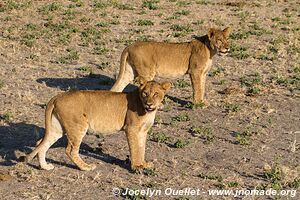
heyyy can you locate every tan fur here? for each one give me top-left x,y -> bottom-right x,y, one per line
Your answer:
111,27 -> 231,105
24,79 -> 171,171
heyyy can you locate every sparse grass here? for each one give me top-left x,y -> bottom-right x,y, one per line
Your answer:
137,19 -> 154,26
0,112 -> 13,122
232,129 -> 253,145
195,0 -> 212,5
198,172 -> 223,181
263,165 -> 283,190
288,178 -> 300,189
170,24 -> 193,37
21,34 -> 37,47
57,49 -> 79,64
98,62 -> 110,70
224,103 -> 240,113
176,1 -> 191,7
172,113 -> 190,122
184,102 -> 205,110
174,79 -> 190,88
150,132 -> 170,144
78,66 -> 91,72
142,168 -> 156,176
174,10 -> 190,16
191,126 -> 215,143
93,46 -> 108,55
142,0 -> 160,10
240,72 -> 264,96
39,2 -> 62,14
227,182 -> 239,188
0,80 -> 4,89
271,67 -> 300,92
209,67 -> 225,77
230,43 -> 250,59
174,139 -> 189,148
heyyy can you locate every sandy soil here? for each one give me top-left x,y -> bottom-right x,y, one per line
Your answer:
0,0 -> 299,199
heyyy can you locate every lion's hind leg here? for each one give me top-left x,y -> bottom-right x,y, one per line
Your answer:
64,122 -> 96,171
37,115 -> 63,170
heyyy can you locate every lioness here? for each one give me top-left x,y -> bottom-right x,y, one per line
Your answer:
111,27 -> 231,105
24,79 -> 171,171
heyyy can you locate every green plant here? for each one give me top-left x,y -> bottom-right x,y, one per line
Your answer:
288,178 -> 300,189
21,34 -> 37,47
137,19 -> 154,26
230,43 -> 250,59
224,103 -> 240,113
174,79 -> 190,88
198,172 -> 223,181
174,139 -> 189,148
172,113 -> 190,122
39,2 -> 62,14
0,80 -> 4,89
209,67 -> 225,77
143,168 -> 156,176
174,10 -> 190,16
0,112 -> 13,122
184,102 -> 205,109
176,1 -> 191,6
98,62 -> 110,70
78,66 -> 91,72
170,24 -> 193,32
93,0 -> 109,9
93,46 -> 108,55
191,127 -> 215,143
150,132 -> 170,143
195,0 -> 212,5
264,165 -> 282,190
142,0 -> 160,10
234,132 -> 250,145
227,182 -> 239,188
57,49 -> 79,64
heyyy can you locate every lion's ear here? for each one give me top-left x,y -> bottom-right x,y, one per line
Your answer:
161,81 -> 172,92
208,28 -> 216,39
136,77 -> 147,88
223,27 -> 231,38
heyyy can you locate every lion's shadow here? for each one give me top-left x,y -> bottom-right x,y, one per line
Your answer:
36,73 -> 136,92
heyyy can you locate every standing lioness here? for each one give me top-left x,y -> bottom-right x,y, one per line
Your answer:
24,79 -> 171,171
111,27 -> 231,105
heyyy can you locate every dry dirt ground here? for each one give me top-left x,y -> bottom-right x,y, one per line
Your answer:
0,0 -> 299,199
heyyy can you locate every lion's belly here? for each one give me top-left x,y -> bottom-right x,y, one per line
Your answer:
87,111 -> 126,135
88,123 -> 123,135
156,64 -> 188,78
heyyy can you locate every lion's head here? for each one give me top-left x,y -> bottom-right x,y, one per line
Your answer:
138,78 -> 172,112
208,27 -> 231,55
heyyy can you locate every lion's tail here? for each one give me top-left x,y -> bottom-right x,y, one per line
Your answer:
22,97 -> 56,163
110,48 -> 129,92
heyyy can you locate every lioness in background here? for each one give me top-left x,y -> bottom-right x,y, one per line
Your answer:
111,27 -> 231,105
24,79 -> 171,171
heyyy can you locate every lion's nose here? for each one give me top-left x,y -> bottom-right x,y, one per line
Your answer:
146,103 -> 152,107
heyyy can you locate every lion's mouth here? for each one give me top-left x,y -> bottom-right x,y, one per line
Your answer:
219,49 -> 229,56
145,105 -> 156,112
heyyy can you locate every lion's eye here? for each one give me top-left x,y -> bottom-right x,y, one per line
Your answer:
142,92 -> 148,97
153,92 -> 159,97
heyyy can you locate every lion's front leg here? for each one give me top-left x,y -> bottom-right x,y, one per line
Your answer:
190,72 -> 208,105
126,127 -> 153,171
